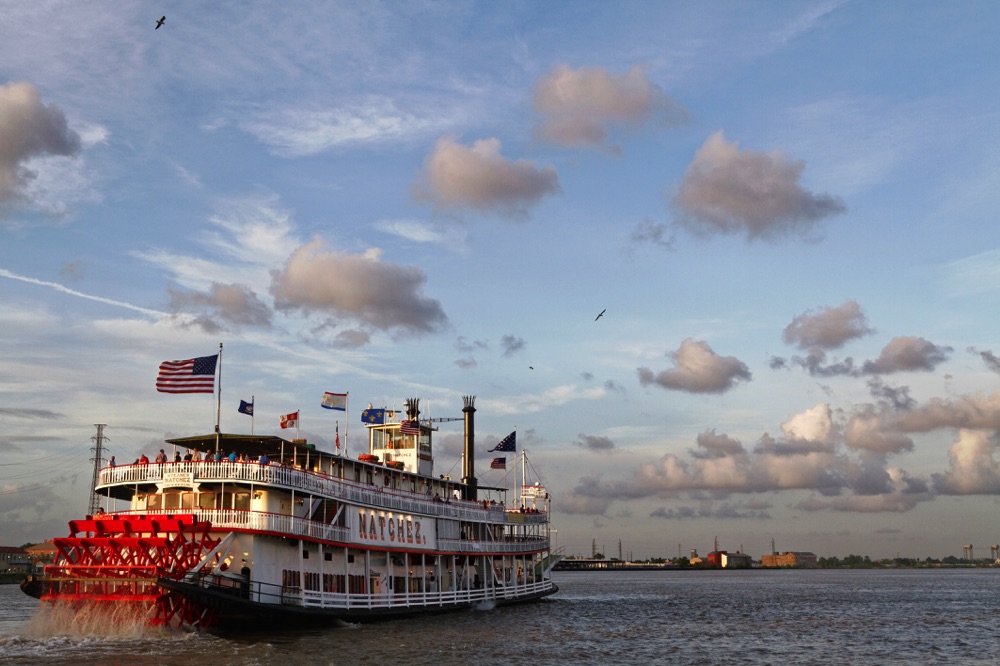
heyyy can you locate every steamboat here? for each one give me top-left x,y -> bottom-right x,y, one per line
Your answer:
21,396 -> 561,630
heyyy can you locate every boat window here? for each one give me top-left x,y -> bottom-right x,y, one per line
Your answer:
180,492 -> 195,509
197,492 -> 215,509
164,493 -> 180,510
147,494 -> 162,510
372,429 -> 390,449
233,492 -> 250,511
366,471 -> 373,485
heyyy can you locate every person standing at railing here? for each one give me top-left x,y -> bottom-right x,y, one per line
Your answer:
240,559 -> 251,599
108,455 -> 116,468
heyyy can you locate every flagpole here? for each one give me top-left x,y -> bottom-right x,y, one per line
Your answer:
215,342 -> 223,454
251,395 -> 255,436
345,394 -> 349,457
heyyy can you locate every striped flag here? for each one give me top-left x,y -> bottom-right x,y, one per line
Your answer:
156,355 -> 218,394
400,420 -> 420,435
490,457 -> 506,470
321,392 -> 348,410
489,431 -> 516,452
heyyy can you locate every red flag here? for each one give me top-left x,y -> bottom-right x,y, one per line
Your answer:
280,411 -> 299,429
335,423 -> 341,451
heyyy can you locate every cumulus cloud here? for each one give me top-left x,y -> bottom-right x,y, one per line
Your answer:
501,334 -> 526,357
0,82 -> 81,214
332,329 -> 370,349
574,434 -> 616,452
781,403 -> 836,445
270,239 -> 448,336
569,387 -> 1000,517
637,338 -> 751,393
413,136 -> 560,218
932,429 -> 1000,495
969,346 -> 1000,374
532,64 -> 689,153
860,336 -> 951,374
168,282 -> 273,330
672,131 -> 845,240
844,406 -> 915,454
783,300 -> 874,350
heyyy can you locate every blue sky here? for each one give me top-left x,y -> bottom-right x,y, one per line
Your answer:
3,1 -> 1000,560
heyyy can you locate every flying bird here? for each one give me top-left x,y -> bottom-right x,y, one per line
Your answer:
529,366 -> 534,370
155,16 -> 166,29
595,309 -> 606,321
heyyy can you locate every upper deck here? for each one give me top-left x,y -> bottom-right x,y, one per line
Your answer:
96,459 -> 548,527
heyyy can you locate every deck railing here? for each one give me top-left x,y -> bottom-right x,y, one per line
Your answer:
188,570 -> 556,611
93,508 -> 550,553
97,461 -> 547,525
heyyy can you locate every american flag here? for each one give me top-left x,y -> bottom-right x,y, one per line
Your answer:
400,420 -> 420,435
489,431 -> 516,452
490,457 -> 506,470
156,355 -> 218,394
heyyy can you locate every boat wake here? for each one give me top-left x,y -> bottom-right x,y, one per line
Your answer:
21,600 -> 163,639
472,600 -> 497,612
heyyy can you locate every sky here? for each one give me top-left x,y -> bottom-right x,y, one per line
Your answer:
2,1 -> 1000,561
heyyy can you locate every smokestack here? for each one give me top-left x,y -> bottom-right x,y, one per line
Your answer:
462,395 -> 477,501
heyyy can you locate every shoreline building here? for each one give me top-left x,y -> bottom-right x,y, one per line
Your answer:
761,551 -> 817,568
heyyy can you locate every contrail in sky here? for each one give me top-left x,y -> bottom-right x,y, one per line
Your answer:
0,267 -> 168,318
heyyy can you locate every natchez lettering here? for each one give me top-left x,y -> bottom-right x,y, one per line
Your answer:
358,511 -> 425,544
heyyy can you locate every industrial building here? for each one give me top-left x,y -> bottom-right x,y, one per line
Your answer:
761,551 -> 818,568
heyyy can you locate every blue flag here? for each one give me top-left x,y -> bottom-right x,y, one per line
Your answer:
238,399 -> 254,416
489,431 -> 516,452
361,408 -> 386,424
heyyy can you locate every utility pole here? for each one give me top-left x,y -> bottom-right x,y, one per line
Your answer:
88,424 -> 107,516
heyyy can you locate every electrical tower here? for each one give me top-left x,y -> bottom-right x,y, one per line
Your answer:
88,424 -> 107,516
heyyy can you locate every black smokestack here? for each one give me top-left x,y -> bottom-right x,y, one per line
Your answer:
462,395 -> 477,501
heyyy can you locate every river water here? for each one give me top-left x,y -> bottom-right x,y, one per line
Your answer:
1,569 -> 998,665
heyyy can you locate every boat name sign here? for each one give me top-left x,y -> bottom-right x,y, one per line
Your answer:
161,472 -> 195,488
357,510 -> 431,548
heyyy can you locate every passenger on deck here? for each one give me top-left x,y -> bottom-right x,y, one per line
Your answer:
174,450 -> 182,463
139,454 -> 149,465
155,449 -> 167,464
183,449 -> 193,462
259,453 -> 270,465
108,455 -> 116,468
228,450 -> 237,463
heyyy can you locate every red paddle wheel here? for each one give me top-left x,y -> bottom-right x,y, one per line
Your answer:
41,514 -> 222,630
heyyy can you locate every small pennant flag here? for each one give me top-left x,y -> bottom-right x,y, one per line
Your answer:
321,392 -> 347,410
280,411 -> 299,429
491,457 -> 506,470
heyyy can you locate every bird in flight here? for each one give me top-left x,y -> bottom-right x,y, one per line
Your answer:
155,16 -> 166,29
529,366 -> 534,370
595,309 -> 606,321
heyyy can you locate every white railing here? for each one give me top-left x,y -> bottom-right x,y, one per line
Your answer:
98,461 -> 545,526
296,577 -> 555,611
103,508 -> 549,554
